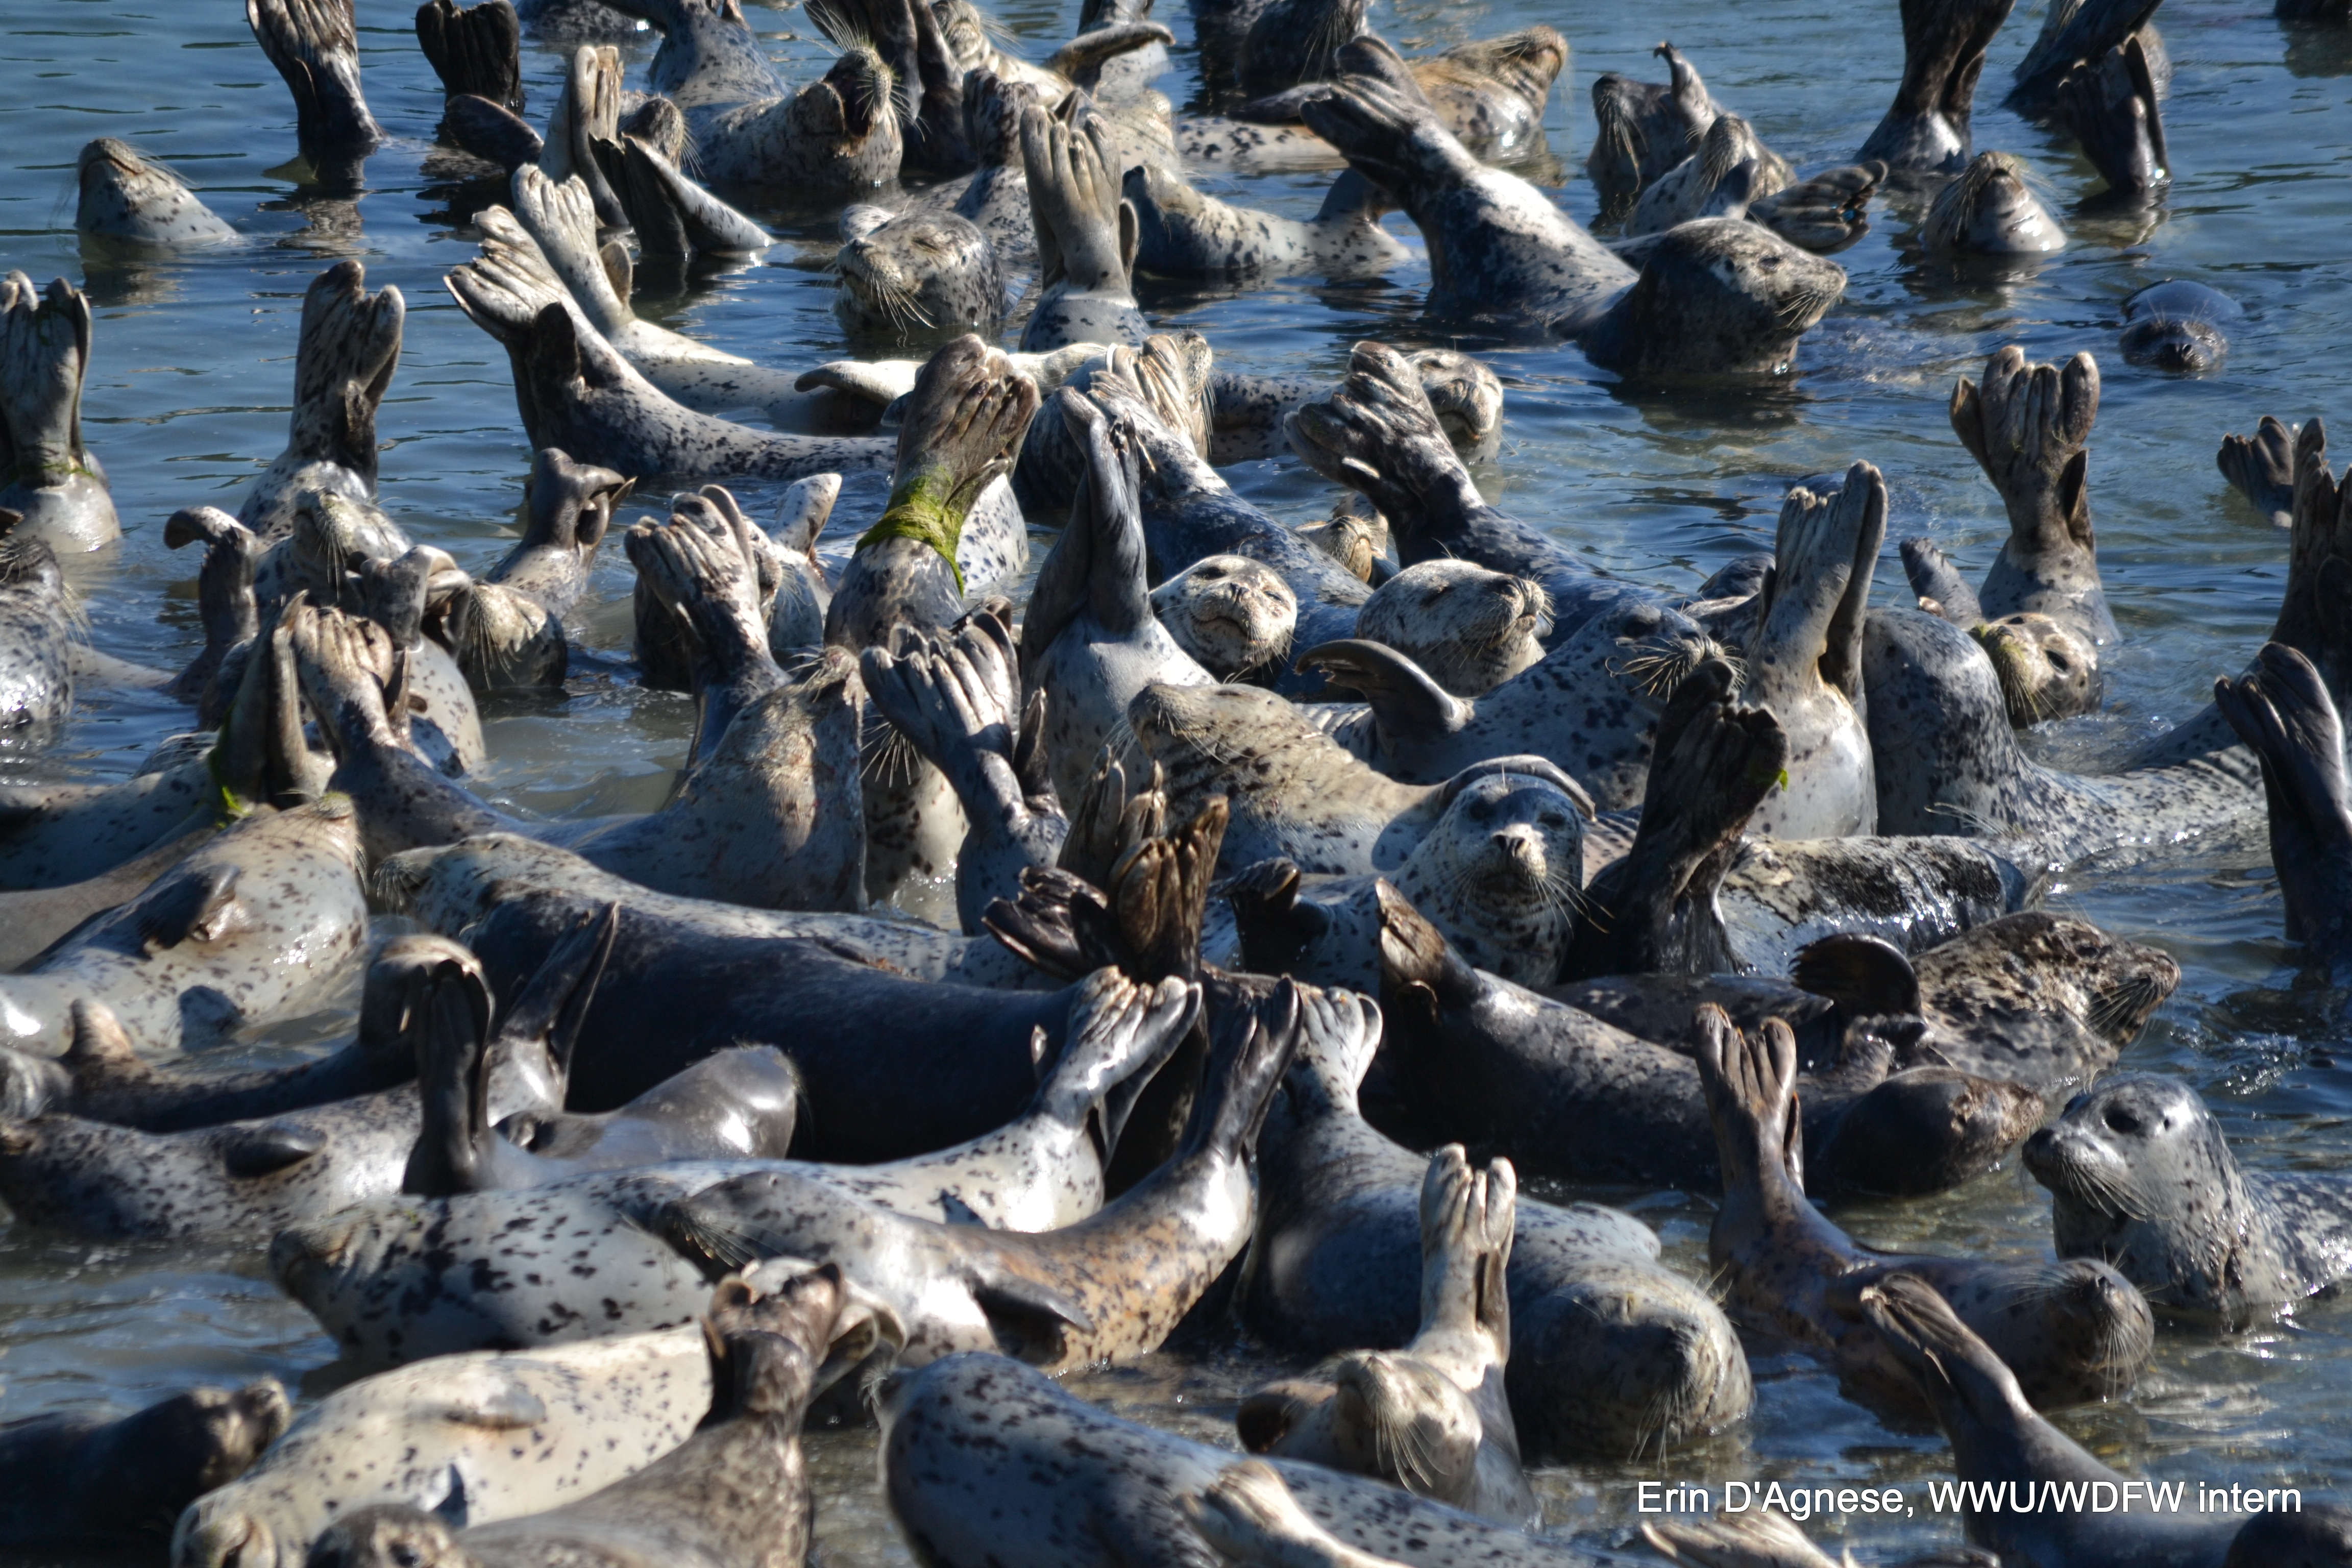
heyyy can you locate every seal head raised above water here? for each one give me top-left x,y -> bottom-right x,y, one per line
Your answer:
74,139 -> 235,246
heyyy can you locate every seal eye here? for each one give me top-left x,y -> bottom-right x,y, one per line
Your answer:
2104,1105 -> 2145,1136
2048,651 -> 2071,672
1466,798 -> 1492,823
1539,812 -> 1567,829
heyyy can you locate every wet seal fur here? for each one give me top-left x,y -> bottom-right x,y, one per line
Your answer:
0,273 -> 118,552
1919,152 -> 2065,253
75,138 -> 235,245
0,1380 -> 287,1550
2120,279 -> 2238,374
1352,560 -> 1544,699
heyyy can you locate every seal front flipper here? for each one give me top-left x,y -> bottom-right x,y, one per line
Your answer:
967,1263 -> 1097,1362
1746,161 -> 1885,255
1791,933 -> 1924,1021
2217,414 -> 2298,529
247,0 -> 385,155
220,1122 -> 329,1179
1297,641 -> 1475,752
1898,536 -> 1984,625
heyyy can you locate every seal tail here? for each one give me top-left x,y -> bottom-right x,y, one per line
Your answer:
416,0 -> 524,112
247,0 -> 385,153
398,945 -> 500,1198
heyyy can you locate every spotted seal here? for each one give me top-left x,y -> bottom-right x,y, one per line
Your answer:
0,513 -> 76,750
1153,556 -> 1300,682
2026,1072 -> 2352,1325
2120,279 -> 2239,373
833,203 -> 1012,341
1698,1006 -> 2152,1417
268,969 -> 1201,1365
1299,72 -> 1846,362
300,1265 -> 883,1568
1238,1145 -> 1534,1525
1856,0 -> 2014,173
247,0 -> 384,157
1859,1273 -> 2351,1568
1919,152 -> 2066,253
1351,561 -> 1544,699
1232,982 -> 1748,1461
0,1380 -> 287,1551
901,70 -> 1042,273
1626,113 -> 1793,235
74,138 -> 235,245
0,273 -> 117,553
446,447 -> 632,691
1127,163 -> 1407,280
1019,99 -> 1148,351
883,1354 -> 1608,1568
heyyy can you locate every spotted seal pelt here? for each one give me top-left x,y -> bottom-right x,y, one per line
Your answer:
268,969 -> 1199,1365
74,138 -> 235,245
0,823 -> 216,982
2055,34 -> 2170,200
0,1379 -> 286,1552
238,259 -> 405,541
1855,0 -> 2014,173
1626,113 -> 1793,235
834,203 -> 1012,341
1919,151 -> 2066,252
2026,1072 -> 2352,1325
1698,1006 -> 2152,1416
2120,279 -> 2238,373
1859,1273 -> 2352,1568
1239,1145 -> 1534,1525
302,1265 -> 881,1568
1206,344 -> 1502,468
1233,982 -> 1748,1461
902,70 -> 1043,273
1350,561 -> 1543,699
1152,558 -> 1300,683
1018,98 -> 1148,351
884,1355 -> 1610,1568
1298,74 -> 1845,363
2007,0 -> 2168,120
247,0 -> 384,157
0,273 -> 117,553
1127,163 -> 1407,281
0,513 -> 76,750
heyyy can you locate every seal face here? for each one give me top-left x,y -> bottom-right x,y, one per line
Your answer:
1972,612 -> 2101,724
1354,560 -> 1547,698
74,138 -> 236,245
834,207 -> 1011,339
2120,279 -> 2239,373
1149,555 -> 1298,680
1390,773 -> 1584,985
1921,153 -> 2066,253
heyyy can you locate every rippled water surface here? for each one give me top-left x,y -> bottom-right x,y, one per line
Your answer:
2,0 -> 2351,1560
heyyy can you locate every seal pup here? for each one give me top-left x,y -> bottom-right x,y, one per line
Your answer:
1856,0 -> 2016,173
1153,556 -> 1300,682
2026,1071 -> 2352,1325
1698,1006 -> 2152,1415
1860,1274 -> 2349,1568
268,969 -> 1200,1364
239,260 -> 405,542
1238,1145 -> 1535,1525
75,138 -> 236,245
1918,152 -> 2066,252
1233,982 -> 1749,1461
2055,35 -> 2170,198
247,0 -> 384,156
1299,74 -> 1847,362
1586,41 -> 1719,206
2121,280 -> 2239,373
883,1354 -> 1609,1568
0,273 -> 117,553
834,204 -> 1013,340
302,1265 -> 876,1568
0,1380 -> 287,1550
0,511 -> 76,750
1126,163 -> 1407,281
1352,562 -> 1544,699
1019,98 -> 1148,350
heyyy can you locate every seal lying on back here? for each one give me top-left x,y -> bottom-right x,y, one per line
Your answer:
2027,1070 -> 2352,1326
1585,41 -> 1719,205
1698,1006 -> 2152,1415
1919,151 -> 2066,253
1351,561 -> 1544,698
303,1265 -> 875,1568
1126,163 -> 1407,280
239,260 -> 409,543
1235,984 -> 1749,1461
2120,279 -> 2238,373
0,1379 -> 286,1551
884,1354 -> 1609,1568
0,273 -> 118,552
1239,1144 -> 1534,1526
1860,1273 -> 2352,1568
75,139 -> 235,244
1856,0 -> 2014,173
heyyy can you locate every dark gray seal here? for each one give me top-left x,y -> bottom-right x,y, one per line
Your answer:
2213,641 -> 2352,995
1918,151 -> 2066,252
75,138 -> 236,245
1238,1145 -> 1534,1526
1126,163 -> 1407,280
1856,0 -> 2014,173
833,204 -> 1011,341
247,0 -> 384,155
2121,279 -> 2239,373
2026,1071 -> 2352,1326
2055,34 -> 2170,199
0,1379 -> 288,1550
1698,1006 -> 2153,1416
0,273 -> 118,552
1861,1273 -> 2349,1568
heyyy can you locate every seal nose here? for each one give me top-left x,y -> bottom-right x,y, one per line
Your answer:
2021,1124 -> 2064,1180
172,1506 -> 272,1568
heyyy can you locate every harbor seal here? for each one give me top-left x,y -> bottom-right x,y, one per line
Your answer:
1918,152 -> 2066,253
239,260 -> 403,541
2026,1071 -> 2352,1325
1860,1273 -> 2345,1568
301,1264 -> 879,1568
247,0 -> 384,156
1126,163 -> 1407,280
1238,1145 -> 1535,1526
75,139 -> 235,245
0,513 -> 76,750
1856,0 -> 2015,173
2055,35 -> 2170,199
1698,1006 -> 2152,1415
1352,561 -> 1545,699
2120,279 -> 2239,373
448,447 -> 632,691
832,203 -> 1012,341
1152,556 -> 1300,682
1234,982 -> 1750,1460
1625,113 -> 1792,235
1019,99 -> 1148,350
2214,641 -> 2352,984
1585,41 -> 1719,206
0,1380 -> 287,1550
0,273 -> 118,552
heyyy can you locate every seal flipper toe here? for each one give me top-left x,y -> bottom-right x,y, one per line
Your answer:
2217,414 -> 2298,529
247,0 -> 386,154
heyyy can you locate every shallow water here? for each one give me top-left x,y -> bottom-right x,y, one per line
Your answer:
1,0 -> 2350,1559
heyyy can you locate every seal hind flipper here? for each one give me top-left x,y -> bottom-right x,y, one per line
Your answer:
1947,349 -> 2112,643
400,946 -> 500,1196
1035,971 -> 1200,1153
592,133 -> 771,259
1414,1144 -> 1514,1363
2054,36 -> 2168,197
247,0 -> 385,154
1694,1004 -> 1804,1193
1792,933 -> 1924,1021
2216,414 -> 2298,529
2005,0 -> 2162,121
1856,0 -> 2014,173
221,1122 -> 328,1179
1296,640 -> 1472,743
416,0 -> 525,112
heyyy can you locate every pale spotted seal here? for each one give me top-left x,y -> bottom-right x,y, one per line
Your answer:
0,273 -> 117,552
833,204 -> 1012,341
1234,982 -> 1749,1461
1239,1145 -> 1535,1525
2027,1071 -> 2352,1325
301,1265 -> 879,1568
247,0 -> 384,157
1626,113 -> 1793,235
1586,41 -> 1720,205
1153,556 -> 1301,682
2120,279 -> 2239,373
1856,0 -> 2013,173
74,139 -> 235,245
1698,1006 -> 2152,1416
1919,152 -> 2066,253
1860,1274 -> 2351,1568
239,260 -> 403,541
1352,561 -> 1544,699
0,1380 -> 287,1550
